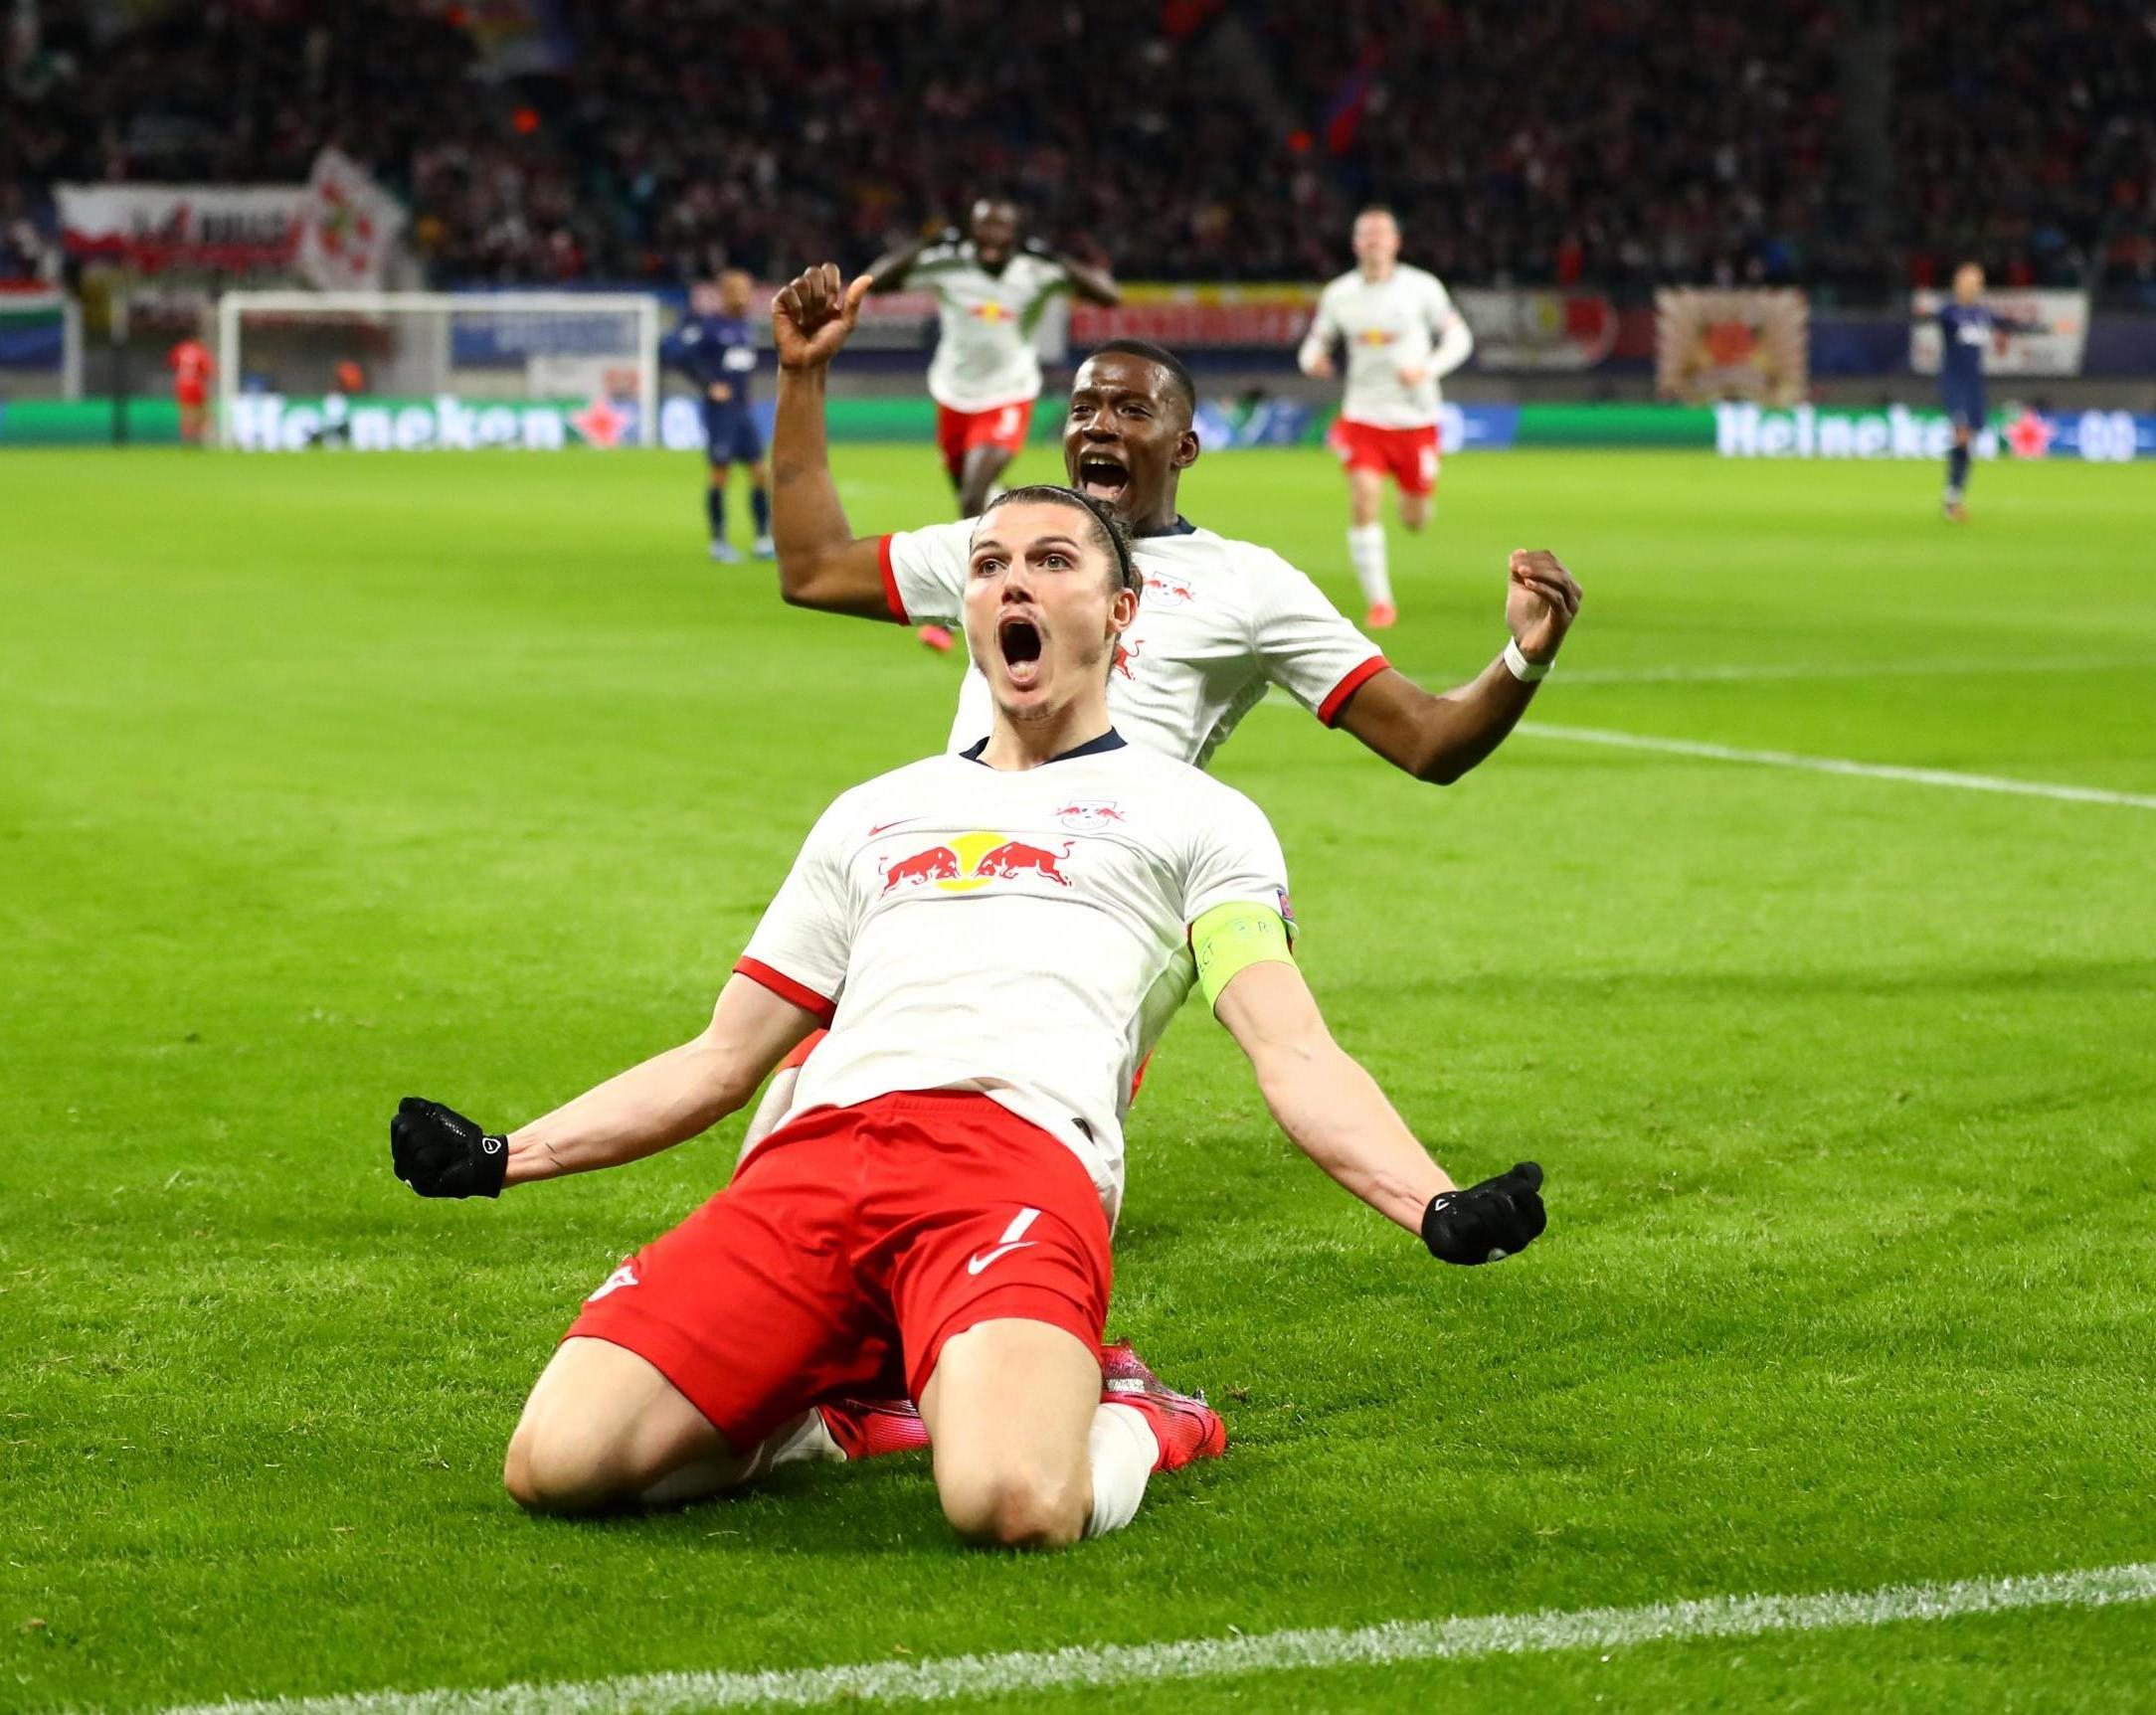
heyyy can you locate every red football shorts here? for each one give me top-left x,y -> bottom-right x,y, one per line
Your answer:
1329,418 -> 1440,496
935,399 -> 1034,478
564,1091 -> 1112,1451
174,384 -> 208,410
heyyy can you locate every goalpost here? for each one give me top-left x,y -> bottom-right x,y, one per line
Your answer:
214,291 -> 661,450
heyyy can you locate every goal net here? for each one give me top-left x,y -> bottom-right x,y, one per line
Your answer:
215,291 -> 659,451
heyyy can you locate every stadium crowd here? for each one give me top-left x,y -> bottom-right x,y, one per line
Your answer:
1,0 -> 2150,300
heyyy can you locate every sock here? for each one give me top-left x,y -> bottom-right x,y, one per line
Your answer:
635,1407 -> 841,1506
1946,444 -> 1970,498
1347,522 -> 1392,607
751,484 -> 771,537
706,484 -> 726,540
1083,1402 -> 1157,1539
738,1063 -> 802,1161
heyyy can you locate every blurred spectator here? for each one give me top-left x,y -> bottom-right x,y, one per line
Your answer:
0,0 -> 2147,301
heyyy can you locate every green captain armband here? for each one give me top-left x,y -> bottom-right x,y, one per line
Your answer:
1191,901 -> 1296,1010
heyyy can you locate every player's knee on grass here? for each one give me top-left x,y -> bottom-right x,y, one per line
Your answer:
922,1319 -> 1100,1550
504,1337 -> 732,1514
937,1456 -> 1089,1551
1399,493 -> 1430,531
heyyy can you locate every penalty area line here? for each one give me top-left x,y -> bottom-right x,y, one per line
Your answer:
147,1561 -> 2156,1715
1520,723 -> 2156,810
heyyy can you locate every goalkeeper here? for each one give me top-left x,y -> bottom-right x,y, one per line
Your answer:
390,486 -> 1547,1548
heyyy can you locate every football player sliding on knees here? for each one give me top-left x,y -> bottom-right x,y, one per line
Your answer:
391,488 -> 1547,1549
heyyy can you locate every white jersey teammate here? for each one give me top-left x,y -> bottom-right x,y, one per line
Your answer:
389,486 -> 1548,1550
868,199 -> 1122,522
1298,206 -> 1475,629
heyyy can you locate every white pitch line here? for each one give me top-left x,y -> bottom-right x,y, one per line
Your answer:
148,1562 -> 2156,1715
1520,723 -> 2156,810
1553,655 -> 2156,686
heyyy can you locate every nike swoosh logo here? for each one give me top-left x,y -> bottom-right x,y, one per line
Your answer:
966,1241 -> 1038,1276
868,820 -> 919,837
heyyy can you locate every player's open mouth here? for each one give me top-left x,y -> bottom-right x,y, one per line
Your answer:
1077,455 -> 1130,504
998,613 -> 1044,687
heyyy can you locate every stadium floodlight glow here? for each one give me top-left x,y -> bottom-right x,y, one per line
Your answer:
213,290 -> 661,451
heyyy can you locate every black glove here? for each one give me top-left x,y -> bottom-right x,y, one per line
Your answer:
1422,1162 -> 1545,1265
390,1097 -> 507,1199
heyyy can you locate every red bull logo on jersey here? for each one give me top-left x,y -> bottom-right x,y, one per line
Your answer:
1356,327 -> 1397,346
879,830 -> 1076,894
970,301 -> 1012,322
1112,637 -> 1141,679
1056,799 -> 1127,833
1142,574 -> 1194,606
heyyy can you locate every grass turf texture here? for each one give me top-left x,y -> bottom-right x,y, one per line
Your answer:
4,444 -> 2153,1713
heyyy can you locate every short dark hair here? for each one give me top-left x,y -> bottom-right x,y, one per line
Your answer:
1082,338 -> 1196,420
978,484 -> 1139,594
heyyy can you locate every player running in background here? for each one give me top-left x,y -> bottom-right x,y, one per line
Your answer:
389,485 -> 1548,1547
868,200 -> 1120,654
661,270 -> 772,562
1933,261 -> 2040,523
1297,207 -> 1475,629
167,333 -> 213,446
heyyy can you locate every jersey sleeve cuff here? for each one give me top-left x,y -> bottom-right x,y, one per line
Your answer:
734,957 -> 837,1027
1317,654 -> 1390,726
878,536 -> 911,625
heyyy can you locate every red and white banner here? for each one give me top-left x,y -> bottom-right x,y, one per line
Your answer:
295,149 -> 407,292
56,183 -> 299,272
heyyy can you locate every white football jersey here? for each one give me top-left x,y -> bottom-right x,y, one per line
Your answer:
913,243 -> 1070,413
1305,264 -> 1464,429
881,518 -> 1390,765
736,735 -> 1290,1226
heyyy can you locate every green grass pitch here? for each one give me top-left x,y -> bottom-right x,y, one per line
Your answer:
4,441 -> 2153,1713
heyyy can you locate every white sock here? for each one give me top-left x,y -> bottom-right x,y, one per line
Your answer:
1083,1402 -> 1157,1539
635,1405 -> 843,1506
1347,522 -> 1392,608
738,1063 -> 802,1161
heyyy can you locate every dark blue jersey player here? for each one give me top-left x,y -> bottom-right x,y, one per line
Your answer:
1933,261 -> 2039,522
662,270 -> 772,562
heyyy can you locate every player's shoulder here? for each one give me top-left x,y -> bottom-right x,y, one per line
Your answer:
1321,268 -> 1361,296
1182,525 -> 1329,599
1400,262 -> 1449,295
1115,744 -> 1274,832
889,514 -> 975,560
819,755 -> 965,826
915,241 -> 971,274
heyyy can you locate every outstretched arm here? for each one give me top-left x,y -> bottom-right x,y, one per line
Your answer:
1028,238 -> 1119,307
389,975 -> 817,1197
768,265 -> 898,617
1335,549 -> 1581,783
865,228 -> 946,293
1214,959 -> 1545,1261
1216,959 -> 1452,1230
